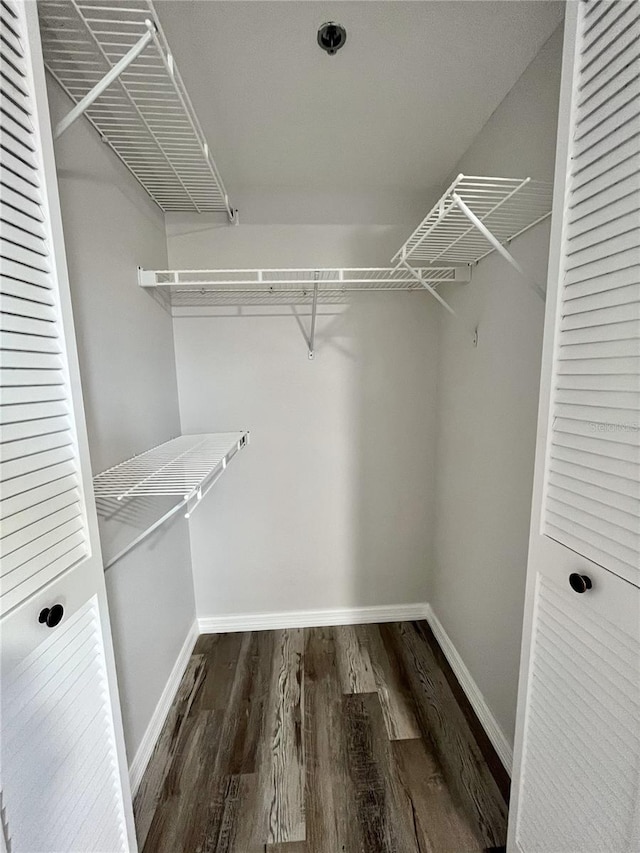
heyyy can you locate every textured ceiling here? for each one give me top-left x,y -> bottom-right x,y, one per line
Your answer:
155,1 -> 564,201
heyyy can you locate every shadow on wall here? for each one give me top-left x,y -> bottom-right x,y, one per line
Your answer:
349,294 -> 436,608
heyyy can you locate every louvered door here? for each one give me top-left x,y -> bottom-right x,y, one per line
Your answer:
0,1 -> 136,850
543,0 -> 640,588
509,2 -> 640,851
515,572 -> 639,852
1,574 -> 130,853
0,0 -> 89,614
4,600 -> 126,853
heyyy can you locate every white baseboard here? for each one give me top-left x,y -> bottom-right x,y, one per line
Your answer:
424,603 -> 513,773
198,602 -> 428,634
128,620 -> 199,796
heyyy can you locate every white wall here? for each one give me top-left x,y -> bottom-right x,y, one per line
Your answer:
48,83 -> 195,762
168,225 -> 438,618
164,218 -> 412,268
430,26 -> 564,749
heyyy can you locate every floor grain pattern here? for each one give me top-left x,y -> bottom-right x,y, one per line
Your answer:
139,621 -> 508,853
361,624 -> 421,741
305,627 -> 359,853
261,628 -> 305,845
134,654 -> 206,850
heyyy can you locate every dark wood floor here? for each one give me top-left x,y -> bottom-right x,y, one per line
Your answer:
135,621 -> 509,853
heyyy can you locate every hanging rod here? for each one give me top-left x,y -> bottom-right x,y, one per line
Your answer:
38,0 -> 236,220
138,266 -> 471,357
138,266 -> 471,312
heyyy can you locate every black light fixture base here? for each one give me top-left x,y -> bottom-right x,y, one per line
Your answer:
317,22 -> 347,55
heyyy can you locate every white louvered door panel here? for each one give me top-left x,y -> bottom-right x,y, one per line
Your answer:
0,2 -> 136,850
543,0 -> 640,587
509,3 -> 640,851
0,0 -> 88,615
1,596 -> 127,853
516,572 -> 640,852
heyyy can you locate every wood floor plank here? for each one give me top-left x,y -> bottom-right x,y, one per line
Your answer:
165,633 -> 269,852
226,772 -> 266,853
392,738 -> 485,853
209,776 -> 253,853
267,844 -> 307,852
181,773 -> 261,853
258,628 -> 305,845
360,624 -> 421,741
418,621 -> 511,803
233,630 -> 275,775
334,624 -> 377,694
194,632 -> 246,711
134,653 -> 206,850
142,710 -> 223,853
213,631 -> 274,776
304,626 -> 362,853
180,774 -> 233,853
140,791 -> 184,853
382,622 -> 508,848
343,692 -> 420,853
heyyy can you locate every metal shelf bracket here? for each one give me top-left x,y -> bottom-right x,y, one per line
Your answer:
451,192 -> 546,300
397,260 -> 456,315
54,20 -> 156,139
308,272 -> 320,360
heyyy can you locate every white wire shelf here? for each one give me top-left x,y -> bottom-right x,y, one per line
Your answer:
38,0 -> 234,217
93,432 -> 248,568
393,175 -> 553,266
138,266 -> 469,311
94,433 -> 248,500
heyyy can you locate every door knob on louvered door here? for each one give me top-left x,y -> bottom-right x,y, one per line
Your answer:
38,604 -> 65,627
569,573 -> 592,594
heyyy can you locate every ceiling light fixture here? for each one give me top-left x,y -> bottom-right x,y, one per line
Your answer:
317,22 -> 347,56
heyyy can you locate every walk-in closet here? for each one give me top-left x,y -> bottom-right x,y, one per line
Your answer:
1,0 -> 639,851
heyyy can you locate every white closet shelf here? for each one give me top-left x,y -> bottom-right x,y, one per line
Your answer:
393,175 -> 553,266
38,0 -> 235,218
138,266 -> 470,311
93,432 -> 248,568
93,432 -> 248,500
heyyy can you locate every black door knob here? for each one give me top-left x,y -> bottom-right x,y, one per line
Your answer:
569,573 -> 592,594
38,604 -> 64,627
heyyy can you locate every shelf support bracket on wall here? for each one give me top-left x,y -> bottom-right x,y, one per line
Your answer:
398,261 -> 456,315
308,272 -> 319,359
185,459 -> 227,518
54,21 -> 156,139
451,193 -> 546,300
